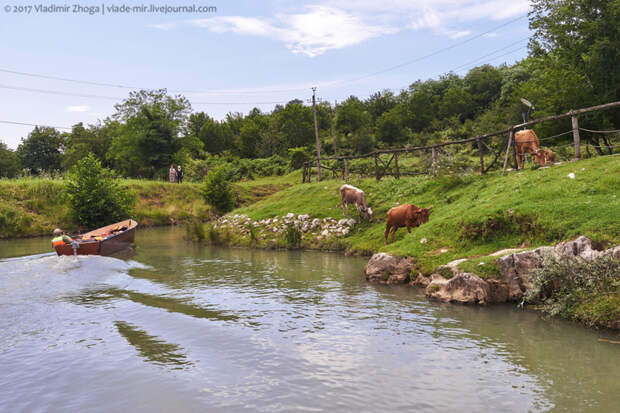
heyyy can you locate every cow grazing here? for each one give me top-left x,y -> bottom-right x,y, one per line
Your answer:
514,129 -> 555,169
339,184 -> 373,221
384,203 -> 432,244
539,148 -> 555,165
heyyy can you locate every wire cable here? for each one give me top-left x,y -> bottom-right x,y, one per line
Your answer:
0,120 -> 72,130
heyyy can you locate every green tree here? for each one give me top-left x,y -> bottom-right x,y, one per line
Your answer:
16,126 -> 64,174
276,101 -> 314,148
108,89 -> 191,178
375,106 -> 408,146
63,122 -> 112,170
335,96 -> 371,135
366,90 -> 396,124
238,119 -> 262,158
201,166 -> 234,214
464,65 -> 503,110
65,153 -> 135,228
529,0 -> 620,105
0,141 -> 21,177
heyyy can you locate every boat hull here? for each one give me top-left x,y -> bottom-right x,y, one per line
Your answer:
54,219 -> 137,256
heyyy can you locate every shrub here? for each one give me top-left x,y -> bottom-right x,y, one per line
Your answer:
288,147 -> 310,170
65,153 -> 135,228
201,166 -> 235,214
284,225 -> 302,249
524,254 -> 620,328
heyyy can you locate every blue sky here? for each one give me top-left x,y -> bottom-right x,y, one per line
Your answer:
0,0 -> 532,149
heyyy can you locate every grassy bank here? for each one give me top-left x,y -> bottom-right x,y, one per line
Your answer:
220,156 -> 620,328
233,156 -> 619,271
0,177 -> 289,238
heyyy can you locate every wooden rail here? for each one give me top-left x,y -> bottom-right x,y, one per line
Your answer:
302,101 -> 620,182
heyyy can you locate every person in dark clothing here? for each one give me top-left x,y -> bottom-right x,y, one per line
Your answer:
176,165 -> 183,183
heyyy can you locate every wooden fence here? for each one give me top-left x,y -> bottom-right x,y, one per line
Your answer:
302,100 -> 620,183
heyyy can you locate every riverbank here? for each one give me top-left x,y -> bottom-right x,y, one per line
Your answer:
195,156 -> 619,329
204,156 -> 619,261
0,178 -> 289,238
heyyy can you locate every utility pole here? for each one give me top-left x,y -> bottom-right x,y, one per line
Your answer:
311,87 -> 322,181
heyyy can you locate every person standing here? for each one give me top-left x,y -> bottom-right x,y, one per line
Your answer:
177,165 -> 183,183
169,164 -> 177,183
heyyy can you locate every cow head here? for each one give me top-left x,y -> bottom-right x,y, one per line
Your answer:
534,148 -> 555,166
407,205 -> 432,226
418,206 -> 432,225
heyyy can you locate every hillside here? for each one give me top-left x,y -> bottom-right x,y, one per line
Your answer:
232,156 -> 620,273
0,178 -> 288,238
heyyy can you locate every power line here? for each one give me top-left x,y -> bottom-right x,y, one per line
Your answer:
447,37 -> 529,72
454,47 -> 527,73
331,14 -> 528,87
0,15 -> 527,96
0,84 -> 290,105
0,120 -> 72,130
0,67 -> 313,95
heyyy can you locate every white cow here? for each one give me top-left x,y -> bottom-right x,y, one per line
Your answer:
339,184 -> 373,221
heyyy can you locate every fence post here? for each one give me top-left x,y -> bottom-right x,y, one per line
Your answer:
374,154 -> 380,180
394,153 -> 400,179
431,146 -> 437,176
571,113 -> 581,160
477,138 -> 484,175
344,159 -> 349,181
502,128 -> 514,176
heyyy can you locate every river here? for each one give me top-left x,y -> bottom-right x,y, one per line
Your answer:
0,227 -> 618,412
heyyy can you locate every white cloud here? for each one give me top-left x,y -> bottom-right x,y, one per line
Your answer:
66,105 -> 89,112
162,1 -> 530,56
190,5 -> 396,57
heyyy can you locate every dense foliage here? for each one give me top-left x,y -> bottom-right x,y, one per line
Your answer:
525,254 -> 620,328
200,166 -> 235,215
65,153 -> 135,228
1,0 -> 618,178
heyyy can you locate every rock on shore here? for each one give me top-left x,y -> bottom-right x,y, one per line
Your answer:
364,253 -> 414,284
365,236 -> 619,306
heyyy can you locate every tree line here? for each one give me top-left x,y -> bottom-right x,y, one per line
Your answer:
1,0 -> 618,179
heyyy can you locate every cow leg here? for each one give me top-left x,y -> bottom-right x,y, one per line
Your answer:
391,227 -> 398,243
516,152 -> 523,169
341,200 -> 346,216
384,224 -> 390,244
406,223 -> 411,233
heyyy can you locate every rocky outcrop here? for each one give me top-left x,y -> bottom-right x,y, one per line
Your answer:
401,236 -> 618,306
496,236 -> 608,301
425,273 -> 491,305
497,246 -> 552,301
409,272 -> 431,288
365,253 -> 414,284
214,213 -> 357,243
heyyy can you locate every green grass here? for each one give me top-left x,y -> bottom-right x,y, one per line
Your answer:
0,177 -> 289,238
457,256 -> 502,279
233,156 -> 620,273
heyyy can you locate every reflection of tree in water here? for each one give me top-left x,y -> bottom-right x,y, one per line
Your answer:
115,321 -> 192,368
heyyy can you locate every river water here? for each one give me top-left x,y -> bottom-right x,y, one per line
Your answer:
1,227 -> 618,412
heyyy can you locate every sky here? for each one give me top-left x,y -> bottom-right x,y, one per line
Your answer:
0,0 -> 532,149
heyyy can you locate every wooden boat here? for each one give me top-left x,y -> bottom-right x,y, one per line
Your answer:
54,219 -> 138,256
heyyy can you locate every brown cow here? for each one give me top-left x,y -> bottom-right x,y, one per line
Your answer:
340,184 -> 373,221
384,203 -> 431,244
514,129 -> 555,169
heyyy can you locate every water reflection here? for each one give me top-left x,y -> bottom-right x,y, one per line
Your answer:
0,227 -> 618,412
115,321 -> 191,368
